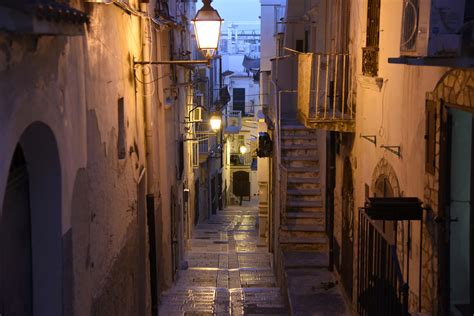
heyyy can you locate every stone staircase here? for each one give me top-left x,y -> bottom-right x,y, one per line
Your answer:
279,122 -> 328,252
277,122 -> 349,316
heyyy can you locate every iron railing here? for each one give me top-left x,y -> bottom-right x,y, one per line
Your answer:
357,209 -> 409,316
280,164 -> 288,224
297,52 -> 355,132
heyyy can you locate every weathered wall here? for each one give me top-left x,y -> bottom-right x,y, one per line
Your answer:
0,0 -> 171,314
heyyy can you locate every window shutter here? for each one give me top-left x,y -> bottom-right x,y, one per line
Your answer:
425,100 -> 436,174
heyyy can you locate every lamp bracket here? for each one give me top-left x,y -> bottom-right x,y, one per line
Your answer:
360,134 -> 377,146
134,60 -> 210,68
380,145 -> 401,158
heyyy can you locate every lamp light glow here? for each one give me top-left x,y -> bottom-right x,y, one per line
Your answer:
193,0 -> 223,58
210,113 -> 222,131
239,145 -> 248,155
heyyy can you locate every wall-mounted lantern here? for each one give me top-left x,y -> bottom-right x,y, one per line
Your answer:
193,0 -> 223,59
210,113 -> 222,131
239,145 -> 248,155
134,0 -> 223,68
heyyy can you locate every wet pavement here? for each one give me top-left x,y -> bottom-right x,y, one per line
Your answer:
158,205 -> 288,315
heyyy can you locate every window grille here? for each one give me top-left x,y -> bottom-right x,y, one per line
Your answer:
362,0 -> 381,77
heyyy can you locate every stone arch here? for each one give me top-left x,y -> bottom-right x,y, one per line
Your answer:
428,69 -> 474,108
0,121 -> 63,315
370,158 -> 400,197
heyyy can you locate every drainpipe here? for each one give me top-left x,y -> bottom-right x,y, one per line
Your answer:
140,3 -> 158,315
326,131 -> 336,271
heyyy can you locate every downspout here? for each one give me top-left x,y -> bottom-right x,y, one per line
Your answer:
139,4 -> 158,315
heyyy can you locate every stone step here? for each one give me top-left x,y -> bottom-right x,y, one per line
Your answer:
282,224 -> 325,232
282,151 -> 318,158
284,160 -> 319,169
280,230 -> 326,241
287,167 -> 320,173
287,195 -> 321,203
281,124 -> 308,130
287,183 -> 321,191
280,236 -> 329,252
282,156 -> 318,162
282,135 -> 318,141
288,172 -> 319,179
281,144 -> 319,150
287,189 -> 321,196
287,177 -> 320,184
284,213 -> 325,230
287,200 -> 323,208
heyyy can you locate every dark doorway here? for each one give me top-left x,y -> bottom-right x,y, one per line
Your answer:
233,171 -> 250,202
1,122 -> 63,315
446,107 -> 473,316
0,145 -> 33,315
373,175 -> 396,244
341,158 -> 354,300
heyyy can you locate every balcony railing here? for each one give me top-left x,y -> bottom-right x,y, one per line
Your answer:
297,52 -> 355,132
357,209 -> 409,316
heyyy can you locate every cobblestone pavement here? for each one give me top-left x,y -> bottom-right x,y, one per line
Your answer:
158,205 -> 288,315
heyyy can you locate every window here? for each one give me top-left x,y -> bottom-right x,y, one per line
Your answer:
117,97 -> 126,159
362,0 -> 381,77
233,88 -> 246,115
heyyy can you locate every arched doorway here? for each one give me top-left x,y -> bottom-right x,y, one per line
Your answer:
341,157 -> 354,299
0,122 -> 62,315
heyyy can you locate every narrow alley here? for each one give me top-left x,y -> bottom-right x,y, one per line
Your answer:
1,0 -> 473,315
158,204 -> 288,315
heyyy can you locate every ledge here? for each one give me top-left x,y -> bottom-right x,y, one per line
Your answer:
388,56 -> 474,68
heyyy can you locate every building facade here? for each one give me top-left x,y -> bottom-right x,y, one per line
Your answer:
267,0 -> 473,314
0,0 -> 210,314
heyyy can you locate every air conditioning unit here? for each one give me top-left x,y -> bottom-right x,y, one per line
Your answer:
191,107 -> 203,122
400,0 -> 465,57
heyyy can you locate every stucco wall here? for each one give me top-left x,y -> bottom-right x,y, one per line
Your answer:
333,0 -> 471,314
0,0 -> 186,313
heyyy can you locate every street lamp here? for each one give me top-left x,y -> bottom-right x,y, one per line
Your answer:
239,145 -> 248,155
193,0 -> 223,59
134,0 -> 223,67
210,113 -> 222,131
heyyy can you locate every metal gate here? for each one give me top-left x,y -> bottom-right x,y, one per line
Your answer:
357,209 -> 409,316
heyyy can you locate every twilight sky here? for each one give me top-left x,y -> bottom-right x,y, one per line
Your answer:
198,0 -> 261,22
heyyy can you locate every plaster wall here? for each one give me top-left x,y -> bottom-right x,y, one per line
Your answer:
341,0 -> 454,312
0,0 -> 182,313
260,0 -> 286,72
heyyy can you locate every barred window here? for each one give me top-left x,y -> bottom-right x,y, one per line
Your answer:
362,0 -> 381,77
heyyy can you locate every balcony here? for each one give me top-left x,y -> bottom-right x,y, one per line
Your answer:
297,53 -> 355,133
224,110 -> 242,134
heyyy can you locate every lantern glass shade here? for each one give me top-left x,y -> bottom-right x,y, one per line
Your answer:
193,0 -> 223,58
239,145 -> 248,155
209,114 -> 222,131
